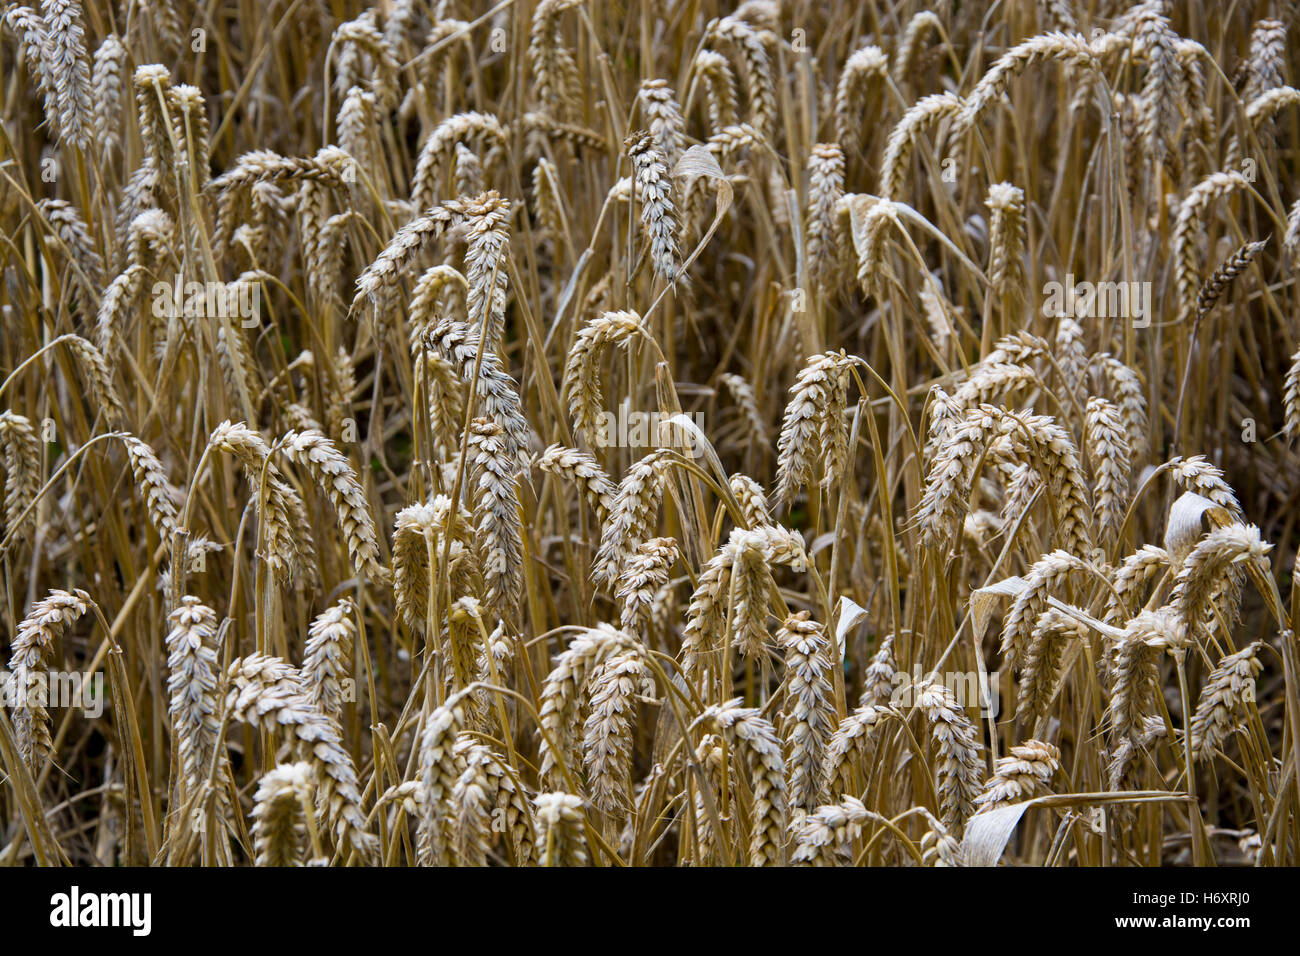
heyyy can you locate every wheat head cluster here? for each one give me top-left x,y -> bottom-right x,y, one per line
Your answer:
1,0 -> 1299,868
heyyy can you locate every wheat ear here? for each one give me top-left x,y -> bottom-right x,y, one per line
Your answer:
8,588 -> 93,769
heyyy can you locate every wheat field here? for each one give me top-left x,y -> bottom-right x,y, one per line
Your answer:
0,0 -> 1298,868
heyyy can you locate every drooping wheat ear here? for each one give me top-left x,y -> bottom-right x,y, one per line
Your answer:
592,449 -> 673,591
773,350 -> 854,507
563,309 -> 645,446
90,33 -> 126,158
345,171 -> 462,310
1108,715 -> 1170,792
1052,316 -> 1087,401
8,588 -> 92,770
537,444 -> 617,521
133,63 -> 176,172
0,411 -> 42,540
806,144 -> 846,290
527,0 -> 582,118
583,644 -> 651,819
56,334 -> 124,426
1086,353 -> 1147,453
880,92 -> 961,200
96,264 -> 147,357
778,612 -> 835,814
534,792 -> 589,866
224,654 -> 377,862
728,473 -> 770,528
443,596 -> 488,699
423,317 -> 530,465
538,624 -> 642,788
3,7 -> 60,141
530,157 -> 566,247
893,12 -> 942,88
673,539 -> 737,683
117,434 -> 180,547
454,143 -> 484,197
520,112 -> 608,155
1169,523 -> 1270,641
1085,397 -> 1131,545
39,0 -> 93,148
914,678 -> 984,831
616,537 -> 678,636
168,84 -> 210,190
382,0 -> 422,50
718,373 -> 768,450
448,739 -> 493,866
126,207 -> 176,271
466,418 -> 523,619
916,406 -> 999,547
331,14 -> 399,110
1244,19 -> 1287,101
985,405 -> 1095,556
842,194 -> 902,300
251,763 -> 314,866
1167,455 -> 1243,518
461,192 -> 512,348
1133,5 -> 1181,167
209,421 -> 317,583
918,812 -> 963,867
1108,608 -> 1186,743
688,733 -> 726,864
214,319 -> 260,417
213,146 -> 356,258
452,738 -> 534,865
410,113 -> 508,213
417,694 -> 468,866
278,429 -> 384,581
1189,642 -> 1263,763
1286,345 -> 1300,439
164,598 -> 227,803
1000,550 -> 1088,677
729,527 -> 776,660
701,700 -> 787,866
706,121 -> 766,165
303,598 -> 357,723
636,78 -> 685,169
408,263 -> 468,339
974,740 -> 1060,811
707,16 -> 777,138
790,797 -> 887,865
823,703 -> 898,800
37,199 -> 103,302
1194,239 -> 1266,319
923,386 -> 962,463
391,496 -> 471,633
693,49 -> 739,131
834,44 -> 887,154
985,183 -> 1026,304
140,0 -> 182,51
1105,545 -> 1171,625
955,32 -> 1097,137
116,165 -> 160,249
320,346 -> 357,444
1172,170 -> 1250,321
296,180 -> 335,317
1244,86 -> 1300,134
337,86 -> 379,178
1018,609 -> 1087,721
625,131 -> 681,284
